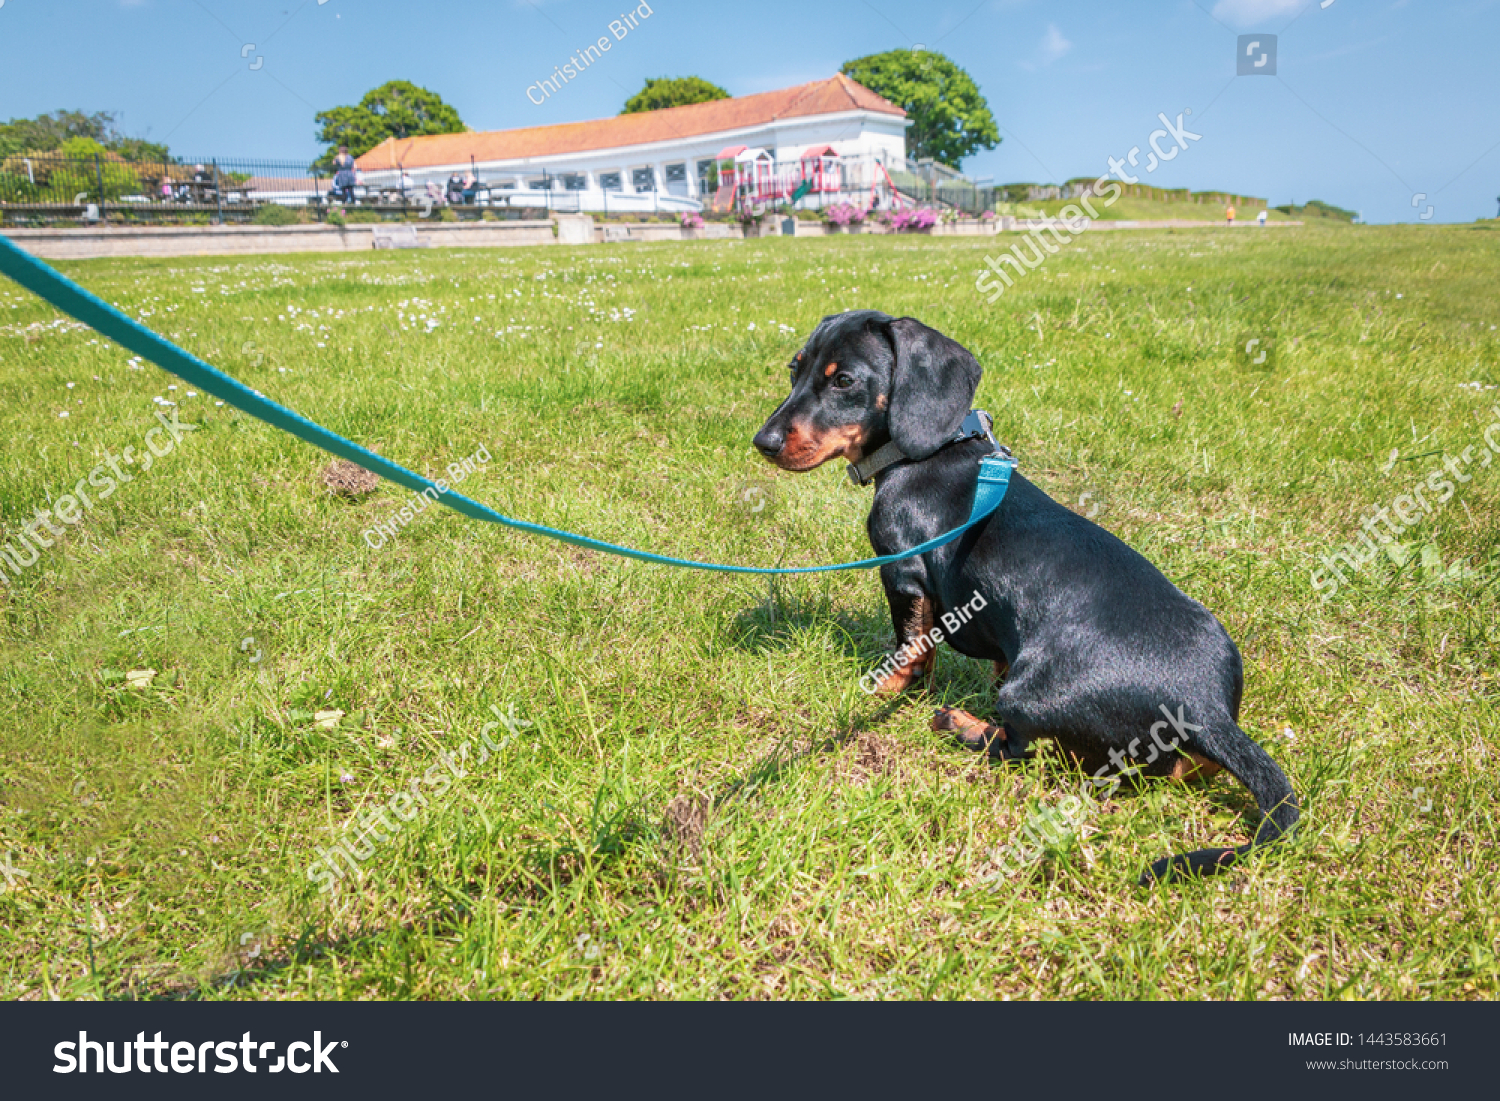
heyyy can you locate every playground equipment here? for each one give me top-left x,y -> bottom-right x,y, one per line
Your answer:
714,144 -> 875,215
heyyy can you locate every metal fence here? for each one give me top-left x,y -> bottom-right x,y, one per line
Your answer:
0,155 -> 326,220
1,151 -> 1029,224
705,153 -> 1005,218
884,170 -> 1000,215
0,154 -> 584,224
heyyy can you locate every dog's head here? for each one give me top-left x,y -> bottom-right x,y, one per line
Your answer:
752,310 -> 983,473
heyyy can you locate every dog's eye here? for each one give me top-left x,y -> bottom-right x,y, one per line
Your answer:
831,373 -> 855,390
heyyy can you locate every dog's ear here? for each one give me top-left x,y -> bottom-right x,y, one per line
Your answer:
886,317 -> 983,460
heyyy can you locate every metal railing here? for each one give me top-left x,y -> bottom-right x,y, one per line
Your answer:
0,155 -> 326,213
7,151 -> 1131,224
708,154 -> 1005,217
0,154 -> 587,224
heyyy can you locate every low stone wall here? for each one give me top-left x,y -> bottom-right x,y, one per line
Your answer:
2,213 -> 1306,261
4,220 -> 558,260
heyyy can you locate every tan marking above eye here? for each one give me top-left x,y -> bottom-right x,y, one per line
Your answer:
823,361 -> 839,377
875,393 -> 888,410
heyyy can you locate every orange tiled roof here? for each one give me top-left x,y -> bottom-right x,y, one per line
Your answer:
356,75 -> 905,171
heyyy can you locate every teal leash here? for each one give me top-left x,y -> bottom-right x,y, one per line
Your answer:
0,234 -> 1014,574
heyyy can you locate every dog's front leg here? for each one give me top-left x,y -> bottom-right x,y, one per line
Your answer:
870,587 -> 937,696
931,661 -> 1026,760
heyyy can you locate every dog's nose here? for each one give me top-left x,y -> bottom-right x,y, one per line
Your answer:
753,425 -> 785,457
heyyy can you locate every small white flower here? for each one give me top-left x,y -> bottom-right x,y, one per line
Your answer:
67,382 -> 76,389
58,410 -> 69,418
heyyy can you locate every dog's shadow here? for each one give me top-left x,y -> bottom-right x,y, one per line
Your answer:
727,584 -> 882,660
728,587 -> 999,685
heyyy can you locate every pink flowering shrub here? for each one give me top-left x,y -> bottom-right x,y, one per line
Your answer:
680,212 -> 705,229
825,202 -> 866,226
890,207 -> 938,231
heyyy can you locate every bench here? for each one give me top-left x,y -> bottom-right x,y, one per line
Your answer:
371,224 -> 427,249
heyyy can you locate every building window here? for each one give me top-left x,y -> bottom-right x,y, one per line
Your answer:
631,166 -> 655,192
527,177 -> 552,190
664,163 -> 686,183
599,172 -> 622,191
697,158 -> 717,190
561,173 -> 587,191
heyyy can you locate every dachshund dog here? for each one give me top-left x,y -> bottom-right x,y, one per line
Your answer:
752,310 -> 1297,885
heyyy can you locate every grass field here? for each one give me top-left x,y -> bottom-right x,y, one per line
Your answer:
1000,196 -> 1299,222
1,223 -> 1497,1001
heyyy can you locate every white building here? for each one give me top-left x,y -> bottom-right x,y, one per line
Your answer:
354,75 -> 910,214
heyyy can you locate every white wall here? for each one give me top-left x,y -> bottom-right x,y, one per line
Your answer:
360,110 -> 909,210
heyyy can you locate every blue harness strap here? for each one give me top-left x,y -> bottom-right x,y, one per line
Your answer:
0,234 -> 1014,574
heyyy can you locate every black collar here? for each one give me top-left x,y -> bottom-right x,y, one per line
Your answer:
846,410 -> 1008,486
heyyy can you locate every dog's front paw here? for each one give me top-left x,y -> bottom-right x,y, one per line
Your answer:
932,707 -> 1007,757
870,661 -> 930,697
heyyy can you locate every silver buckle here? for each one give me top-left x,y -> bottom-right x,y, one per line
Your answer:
957,409 -> 1000,450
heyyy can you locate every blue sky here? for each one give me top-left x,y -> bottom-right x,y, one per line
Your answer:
0,0 -> 1496,223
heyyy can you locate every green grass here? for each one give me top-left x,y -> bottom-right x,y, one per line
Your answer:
1,224 -> 1497,1001
1006,196 -> 1300,222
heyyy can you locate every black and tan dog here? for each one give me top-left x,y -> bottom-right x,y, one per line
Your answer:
752,310 -> 1297,885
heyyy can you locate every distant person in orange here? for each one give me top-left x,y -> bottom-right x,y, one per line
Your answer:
1226,204 -> 1236,225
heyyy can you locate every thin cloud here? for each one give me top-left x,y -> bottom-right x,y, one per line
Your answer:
1019,24 -> 1072,70
1039,24 -> 1072,63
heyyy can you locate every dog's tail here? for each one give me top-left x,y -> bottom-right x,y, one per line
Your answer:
1138,724 -> 1298,887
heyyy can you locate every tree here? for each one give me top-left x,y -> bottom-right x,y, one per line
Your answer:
0,110 -> 111,158
840,51 -> 999,168
110,136 -> 172,164
0,109 -> 167,163
314,81 -> 465,170
622,77 -> 729,115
